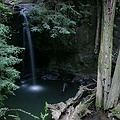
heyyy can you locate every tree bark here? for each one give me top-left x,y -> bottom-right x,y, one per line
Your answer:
94,0 -> 101,54
96,0 -> 116,109
106,49 -> 120,109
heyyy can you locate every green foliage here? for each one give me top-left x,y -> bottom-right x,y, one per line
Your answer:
78,3 -> 92,26
27,1 -> 80,38
0,108 -> 40,120
0,3 -> 13,23
40,102 -> 49,120
0,4 -> 23,119
9,109 -> 39,119
0,23 -> 23,107
0,107 -> 8,117
8,115 -> 21,120
0,24 -> 23,118
26,1 -> 92,50
26,1 -> 91,51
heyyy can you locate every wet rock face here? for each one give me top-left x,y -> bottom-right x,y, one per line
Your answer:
34,23 -> 97,80
41,74 -> 58,81
3,0 -> 37,13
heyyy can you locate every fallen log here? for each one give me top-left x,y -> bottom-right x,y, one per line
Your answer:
48,86 -> 95,120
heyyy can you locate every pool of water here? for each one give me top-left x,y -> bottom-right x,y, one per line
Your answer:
4,79 -> 79,120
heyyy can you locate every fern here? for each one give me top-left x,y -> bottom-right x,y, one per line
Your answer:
40,102 -> 49,120
0,23 -> 23,108
0,107 -> 8,117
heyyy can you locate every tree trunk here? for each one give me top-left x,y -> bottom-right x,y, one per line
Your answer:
106,49 -> 120,109
94,0 -> 101,54
96,0 -> 116,110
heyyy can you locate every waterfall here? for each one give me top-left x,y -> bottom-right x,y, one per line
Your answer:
20,8 -> 36,85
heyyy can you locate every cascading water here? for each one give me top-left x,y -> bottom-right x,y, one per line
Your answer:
20,8 -> 36,85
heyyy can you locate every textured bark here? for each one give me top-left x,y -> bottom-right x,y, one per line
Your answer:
96,0 -> 116,109
94,0 -> 101,54
106,50 -> 120,109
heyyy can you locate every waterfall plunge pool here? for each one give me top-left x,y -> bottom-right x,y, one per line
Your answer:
4,79 -> 79,120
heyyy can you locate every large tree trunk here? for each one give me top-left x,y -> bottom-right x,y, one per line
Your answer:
106,49 -> 120,109
96,0 -> 116,110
